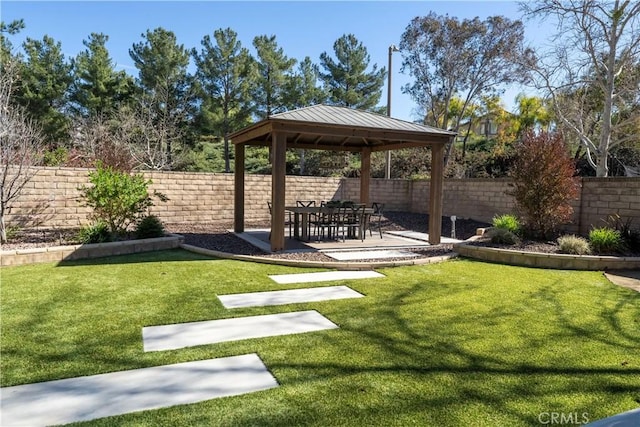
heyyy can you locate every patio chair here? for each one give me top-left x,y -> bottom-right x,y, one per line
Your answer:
336,204 -> 366,242
368,202 -> 385,238
267,201 -> 293,239
313,206 -> 338,241
296,200 -> 316,237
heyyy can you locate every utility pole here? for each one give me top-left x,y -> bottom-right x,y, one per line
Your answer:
385,44 -> 400,179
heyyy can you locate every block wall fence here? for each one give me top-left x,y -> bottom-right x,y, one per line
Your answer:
6,167 -> 640,236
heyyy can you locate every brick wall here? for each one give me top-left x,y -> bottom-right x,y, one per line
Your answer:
5,167 -> 640,236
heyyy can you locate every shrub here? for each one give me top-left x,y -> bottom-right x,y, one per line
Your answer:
589,227 -> 622,254
135,215 -> 165,239
77,221 -> 111,244
78,163 -> 167,237
508,131 -> 579,240
557,235 -> 591,255
602,214 -> 640,253
492,214 -> 521,235
488,227 -> 519,245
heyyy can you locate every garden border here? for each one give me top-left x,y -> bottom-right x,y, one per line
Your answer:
0,234 -> 184,267
453,240 -> 640,270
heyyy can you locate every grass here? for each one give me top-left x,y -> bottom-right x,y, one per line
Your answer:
1,249 -> 639,426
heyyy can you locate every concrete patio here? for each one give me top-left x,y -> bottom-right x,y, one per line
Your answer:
234,228 -> 460,254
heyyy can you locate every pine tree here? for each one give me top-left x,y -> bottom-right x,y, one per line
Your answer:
15,35 -> 73,144
193,28 -> 254,172
252,34 -> 296,119
71,33 -> 134,117
319,34 -> 385,111
129,27 -> 195,169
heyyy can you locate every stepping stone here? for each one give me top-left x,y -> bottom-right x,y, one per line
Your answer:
324,250 -> 419,261
143,310 -> 337,352
218,285 -> 364,308
0,354 -> 277,427
269,270 -> 384,284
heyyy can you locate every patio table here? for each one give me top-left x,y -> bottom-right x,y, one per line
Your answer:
285,206 -> 374,241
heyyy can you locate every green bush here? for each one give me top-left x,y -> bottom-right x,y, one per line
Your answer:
589,227 -> 622,254
77,221 -> 111,244
78,163 -> 167,236
603,214 -> 640,253
492,214 -> 521,235
488,227 -> 519,245
557,235 -> 591,255
135,215 -> 165,239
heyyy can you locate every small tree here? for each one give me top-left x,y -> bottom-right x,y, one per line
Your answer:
0,59 -> 45,243
78,163 -> 166,237
508,130 -> 579,239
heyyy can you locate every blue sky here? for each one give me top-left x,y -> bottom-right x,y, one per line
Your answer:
2,1 -> 549,122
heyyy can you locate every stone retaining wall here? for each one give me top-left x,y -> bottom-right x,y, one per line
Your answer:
5,167 -> 640,236
1,235 -> 183,267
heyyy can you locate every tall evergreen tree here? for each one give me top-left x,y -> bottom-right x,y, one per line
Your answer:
129,27 -> 195,169
285,56 -> 327,174
193,27 -> 254,172
252,34 -> 296,119
15,35 -> 73,144
286,56 -> 327,109
71,33 -> 134,117
319,34 -> 385,111
0,19 -> 25,66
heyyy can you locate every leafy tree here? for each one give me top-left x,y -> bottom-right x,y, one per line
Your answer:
193,28 -> 254,173
252,34 -> 296,119
319,33 -> 386,111
522,0 -> 640,176
508,130 -> 579,239
129,27 -> 195,169
400,13 -> 530,165
0,59 -> 45,243
71,33 -> 134,117
14,35 -> 73,144
514,94 -> 552,136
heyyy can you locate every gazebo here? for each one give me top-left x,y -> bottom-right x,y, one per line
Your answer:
229,104 -> 456,252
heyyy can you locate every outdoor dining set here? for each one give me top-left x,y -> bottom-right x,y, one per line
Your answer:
268,201 -> 385,242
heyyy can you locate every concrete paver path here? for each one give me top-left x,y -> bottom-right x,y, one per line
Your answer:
218,285 -> 364,308
0,354 -> 278,427
143,310 -> 338,352
269,270 -> 384,284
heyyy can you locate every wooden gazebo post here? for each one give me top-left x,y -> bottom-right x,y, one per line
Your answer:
428,143 -> 445,244
234,143 -> 245,233
270,131 -> 287,252
360,147 -> 371,205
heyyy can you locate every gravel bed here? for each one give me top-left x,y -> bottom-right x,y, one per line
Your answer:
2,212 -> 489,263
468,237 -> 640,257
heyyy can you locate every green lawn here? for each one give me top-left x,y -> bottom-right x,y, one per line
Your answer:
1,250 -> 638,426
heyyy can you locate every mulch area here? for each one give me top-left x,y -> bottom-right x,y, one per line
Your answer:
2,212 -> 490,263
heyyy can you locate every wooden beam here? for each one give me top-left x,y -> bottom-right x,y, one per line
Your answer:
234,143 -> 245,233
271,121 -> 452,144
230,122 -> 272,145
360,147 -> 371,205
370,141 -> 448,152
271,131 -> 287,252
286,142 -> 363,152
429,143 -> 444,244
